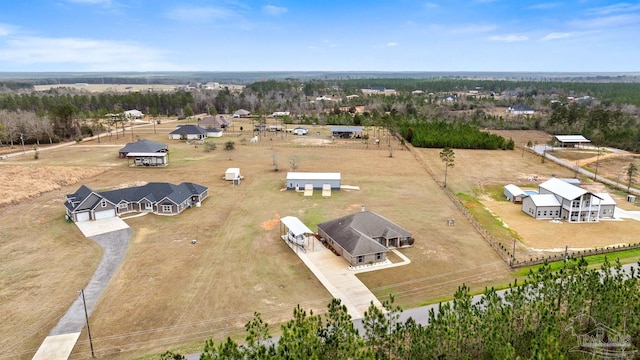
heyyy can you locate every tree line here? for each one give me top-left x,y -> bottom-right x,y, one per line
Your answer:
159,259 -> 639,359
399,121 -> 515,150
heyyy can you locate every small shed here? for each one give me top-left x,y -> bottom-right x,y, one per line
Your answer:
286,172 -> 341,190
504,184 -> 527,203
225,168 -> 241,181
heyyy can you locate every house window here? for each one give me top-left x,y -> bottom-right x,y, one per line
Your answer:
537,211 -> 541,217
543,211 -> 547,216
145,203 -> 152,210
101,200 -> 107,207
357,255 -> 364,263
161,205 -> 172,213
555,211 -> 559,216
118,203 -> 127,209
375,252 -> 383,260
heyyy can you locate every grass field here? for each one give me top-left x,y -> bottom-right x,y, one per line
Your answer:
1,123 -> 638,359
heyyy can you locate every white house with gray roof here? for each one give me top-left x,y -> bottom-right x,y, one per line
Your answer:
522,178 -> 616,222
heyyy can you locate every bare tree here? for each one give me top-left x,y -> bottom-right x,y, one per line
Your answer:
627,162 -> 638,192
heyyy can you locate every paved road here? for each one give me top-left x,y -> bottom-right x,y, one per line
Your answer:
531,145 -> 640,196
186,262 -> 639,359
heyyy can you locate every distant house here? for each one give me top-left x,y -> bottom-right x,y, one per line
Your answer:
317,209 -> 414,267
271,111 -> 290,117
293,127 -> 308,135
286,172 -> 341,190
553,135 -> 591,148
169,125 -> 209,140
331,127 -> 363,139
206,128 -> 223,138
118,139 -> 168,158
233,109 -> 251,118
65,182 -> 208,222
124,109 -> 144,119
506,104 -> 535,115
199,115 -> 231,129
522,178 -> 616,222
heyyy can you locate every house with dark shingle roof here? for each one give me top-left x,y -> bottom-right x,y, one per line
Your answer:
169,125 -> 209,140
118,139 -> 169,166
317,209 -> 414,267
65,182 -> 208,222
118,139 -> 168,158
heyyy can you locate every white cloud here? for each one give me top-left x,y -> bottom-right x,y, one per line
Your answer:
569,13 -> 640,29
0,36 -> 174,71
585,2 -> 640,16
527,2 -> 561,10
541,32 -> 570,41
65,0 -> 113,4
164,6 -> 240,22
489,34 -> 529,42
262,5 -> 287,16
386,42 -> 400,47
0,23 -> 16,37
423,2 -> 439,9
449,24 -> 497,34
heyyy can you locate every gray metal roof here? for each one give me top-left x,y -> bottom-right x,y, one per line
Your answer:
330,127 -> 363,133
539,177 -> 589,200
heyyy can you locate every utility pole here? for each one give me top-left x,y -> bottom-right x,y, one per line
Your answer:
19,133 -> 25,154
80,289 -> 95,358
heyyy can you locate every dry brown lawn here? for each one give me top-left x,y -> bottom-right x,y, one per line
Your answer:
0,124 -> 636,359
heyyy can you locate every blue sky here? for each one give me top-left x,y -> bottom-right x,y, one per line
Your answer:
0,0 -> 638,72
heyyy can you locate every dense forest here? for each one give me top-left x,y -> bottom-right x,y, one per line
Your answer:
160,260 -> 640,359
0,77 -> 638,151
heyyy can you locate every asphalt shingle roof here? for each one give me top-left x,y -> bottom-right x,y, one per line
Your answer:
119,139 -> 168,154
317,211 -> 411,256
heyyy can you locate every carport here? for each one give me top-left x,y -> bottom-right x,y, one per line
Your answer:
280,216 -> 316,252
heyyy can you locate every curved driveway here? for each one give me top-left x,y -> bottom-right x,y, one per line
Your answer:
33,220 -> 131,359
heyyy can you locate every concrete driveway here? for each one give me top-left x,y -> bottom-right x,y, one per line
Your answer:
33,218 -> 131,359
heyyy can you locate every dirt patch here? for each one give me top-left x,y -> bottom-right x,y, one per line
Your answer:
261,218 -> 280,230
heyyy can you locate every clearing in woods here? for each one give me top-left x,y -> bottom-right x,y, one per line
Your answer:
0,124 -> 637,359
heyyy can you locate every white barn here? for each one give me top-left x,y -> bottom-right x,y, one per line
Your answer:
286,172 -> 341,191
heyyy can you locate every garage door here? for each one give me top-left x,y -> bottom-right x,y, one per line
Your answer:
76,212 -> 90,222
94,209 -> 116,220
